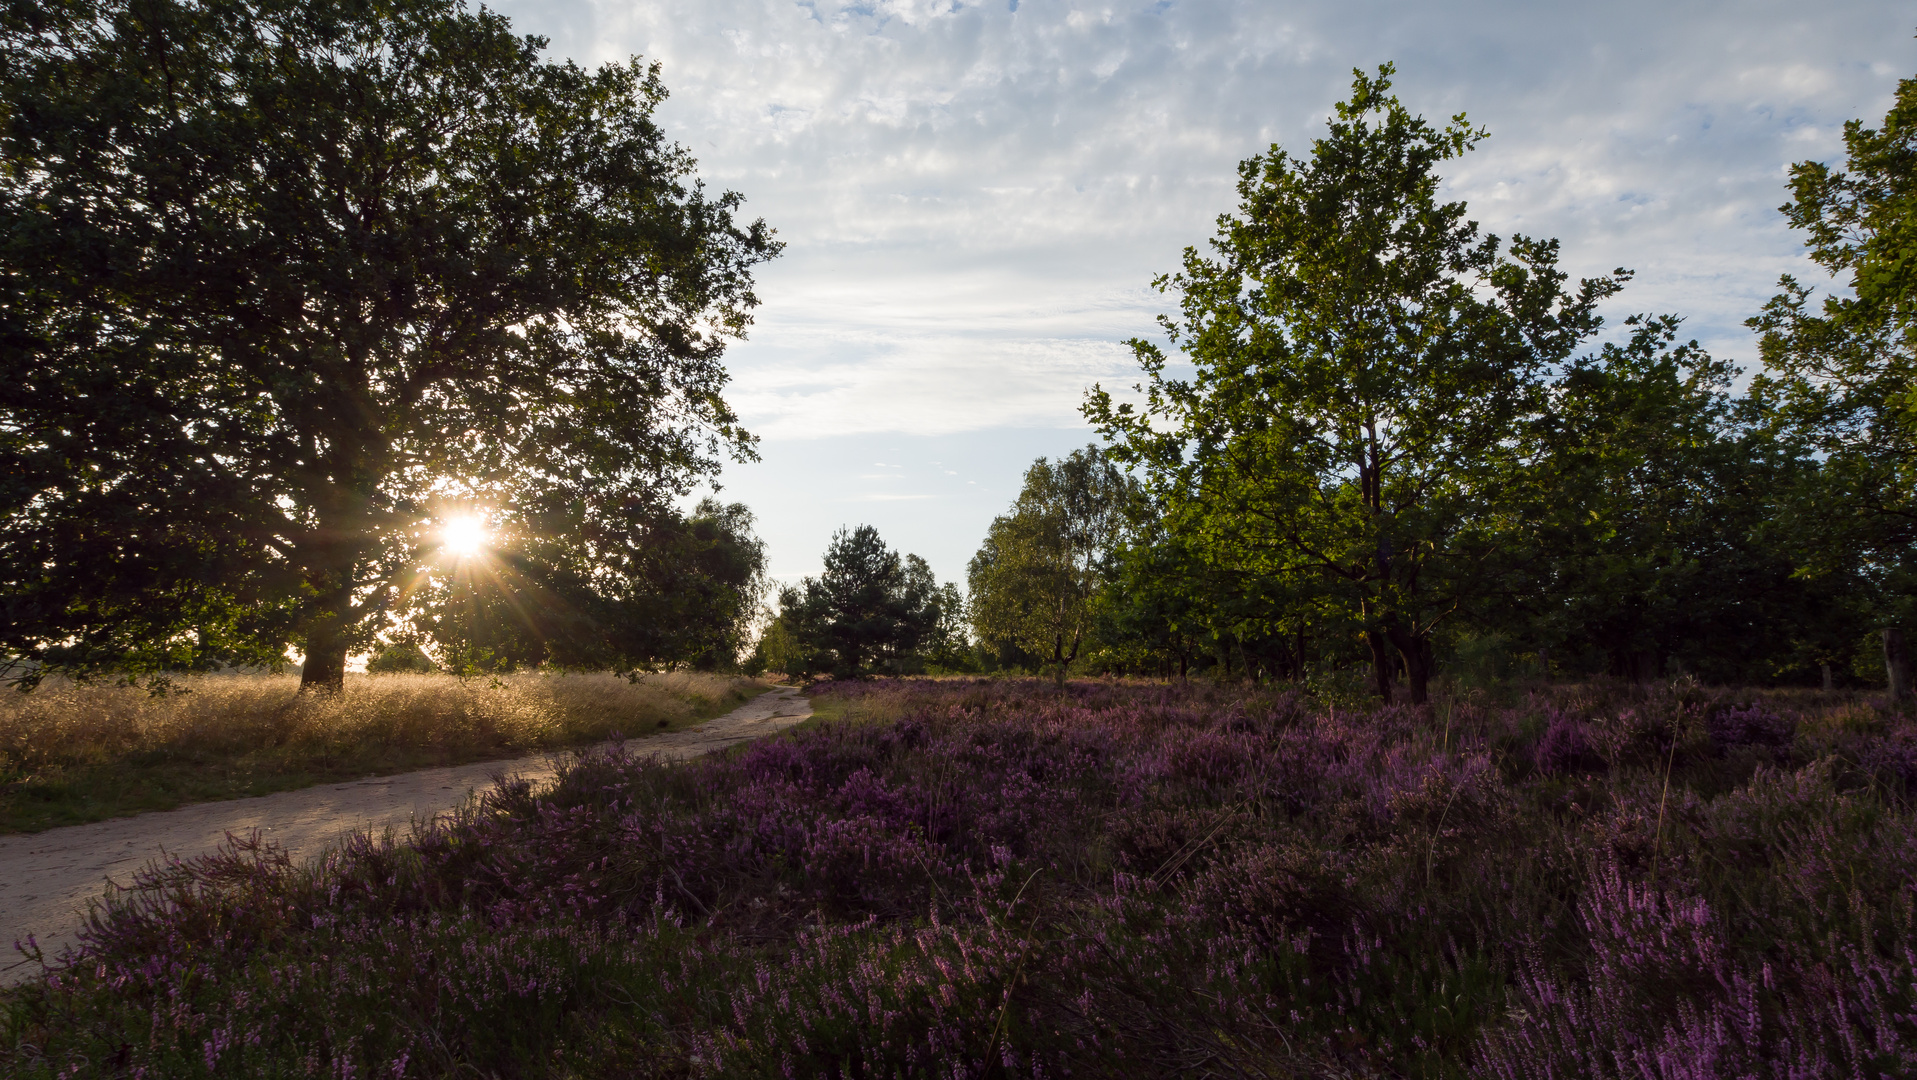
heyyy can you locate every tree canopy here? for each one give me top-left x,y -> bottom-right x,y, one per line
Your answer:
1087,65 -> 1622,704
967,446 -> 1138,685
1749,66 -> 1917,698
403,499 -> 766,675
776,525 -> 942,679
1073,64 -> 1896,698
0,0 -> 778,688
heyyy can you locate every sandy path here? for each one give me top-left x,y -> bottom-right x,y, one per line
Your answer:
0,685 -> 811,983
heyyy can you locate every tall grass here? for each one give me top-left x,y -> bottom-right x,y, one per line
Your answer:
0,672 -> 761,832
4,676 -> 1914,1076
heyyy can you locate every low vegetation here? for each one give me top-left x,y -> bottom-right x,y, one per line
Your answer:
0,672 -> 761,833
6,677 -> 1913,1076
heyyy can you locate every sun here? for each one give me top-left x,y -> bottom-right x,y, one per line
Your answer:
441,514 -> 488,557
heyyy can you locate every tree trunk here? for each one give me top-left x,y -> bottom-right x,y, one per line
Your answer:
1614,649 -> 1661,684
1052,629 -> 1080,688
1385,625 -> 1433,706
1401,637 -> 1433,706
1822,663 -> 1833,692
298,540 -> 359,693
1366,630 -> 1394,704
1886,628 -> 1910,704
299,599 -> 351,693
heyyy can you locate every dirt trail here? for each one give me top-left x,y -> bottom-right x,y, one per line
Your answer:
0,685 -> 811,984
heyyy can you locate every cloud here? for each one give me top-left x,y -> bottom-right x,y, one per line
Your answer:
726,321 -> 1141,437
448,7 -> 1911,446
482,0 -> 1910,437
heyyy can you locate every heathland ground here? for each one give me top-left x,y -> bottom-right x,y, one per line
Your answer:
4,676 -> 1913,1077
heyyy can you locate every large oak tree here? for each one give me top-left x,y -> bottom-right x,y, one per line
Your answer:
0,0 -> 778,688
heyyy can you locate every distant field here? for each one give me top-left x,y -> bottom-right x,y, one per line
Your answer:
0,671 -> 763,832
6,676 -> 1913,1077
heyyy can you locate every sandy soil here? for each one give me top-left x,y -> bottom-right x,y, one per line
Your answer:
0,685 -> 811,984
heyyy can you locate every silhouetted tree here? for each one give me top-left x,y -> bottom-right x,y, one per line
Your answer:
0,0 -> 778,690
399,499 -> 766,674
1534,317 -> 1840,683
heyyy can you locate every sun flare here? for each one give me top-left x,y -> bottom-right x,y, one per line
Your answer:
441,515 -> 488,557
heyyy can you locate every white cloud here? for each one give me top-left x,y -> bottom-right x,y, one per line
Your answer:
506,0 -> 1910,572
483,0 -> 1912,433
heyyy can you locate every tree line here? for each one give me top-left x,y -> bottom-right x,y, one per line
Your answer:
768,64 -> 1913,702
3,0 -> 1908,698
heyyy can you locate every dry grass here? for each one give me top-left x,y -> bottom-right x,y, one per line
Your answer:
0,671 -> 763,833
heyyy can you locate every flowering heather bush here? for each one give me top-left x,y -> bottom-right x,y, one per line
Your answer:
1708,703 -> 1797,752
3,678 -> 1915,1077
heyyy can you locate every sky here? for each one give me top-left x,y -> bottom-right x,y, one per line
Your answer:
487,0 -> 1915,593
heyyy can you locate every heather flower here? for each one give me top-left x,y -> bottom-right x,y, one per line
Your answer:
4,678 -> 1912,1078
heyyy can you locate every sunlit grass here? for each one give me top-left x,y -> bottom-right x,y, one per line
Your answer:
0,671 -> 763,832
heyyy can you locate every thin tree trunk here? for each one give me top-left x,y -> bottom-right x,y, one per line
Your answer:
1615,648 -> 1661,684
1366,630 -> 1393,704
1385,625 -> 1433,706
1886,628 -> 1910,704
1053,628 -> 1080,688
1822,663 -> 1833,692
1402,637 -> 1433,706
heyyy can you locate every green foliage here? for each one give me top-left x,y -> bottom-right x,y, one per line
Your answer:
364,642 -> 436,675
744,615 -> 796,678
778,525 -> 941,678
917,581 -> 978,672
967,446 -> 1139,684
0,0 -> 778,691
1082,64 -> 1909,694
1088,64 -> 1624,704
1531,316 -> 1845,683
1749,58 -> 1917,650
396,499 -> 767,676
